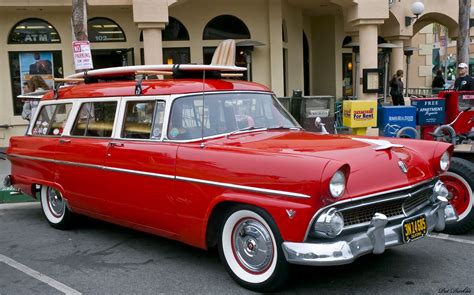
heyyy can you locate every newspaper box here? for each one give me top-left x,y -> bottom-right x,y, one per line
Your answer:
378,106 -> 416,137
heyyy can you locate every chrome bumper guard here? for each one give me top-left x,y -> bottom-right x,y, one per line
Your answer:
282,197 -> 458,266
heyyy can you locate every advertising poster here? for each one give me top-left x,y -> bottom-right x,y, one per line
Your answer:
19,52 -> 54,94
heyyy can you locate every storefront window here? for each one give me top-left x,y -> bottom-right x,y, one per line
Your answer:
8,18 -> 61,44
203,15 -> 250,40
88,17 -> 126,42
8,51 -> 63,116
139,17 -> 190,42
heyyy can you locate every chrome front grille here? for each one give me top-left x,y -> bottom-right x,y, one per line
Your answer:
341,198 -> 405,226
402,188 -> 433,214
338,180 -> 436,228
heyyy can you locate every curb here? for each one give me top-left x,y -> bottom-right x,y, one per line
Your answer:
0,187 -> 36,203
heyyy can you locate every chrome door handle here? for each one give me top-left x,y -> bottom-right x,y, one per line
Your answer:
109,142 -> 124,147
59,139 -> 71,144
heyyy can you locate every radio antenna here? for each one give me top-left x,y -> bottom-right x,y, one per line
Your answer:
200,69 -> 206,148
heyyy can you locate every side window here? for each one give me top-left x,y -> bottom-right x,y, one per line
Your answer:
71,101 -> 117,137
122,100 -> 166,139
32,103 -> 72,136
151,101 -> 166,139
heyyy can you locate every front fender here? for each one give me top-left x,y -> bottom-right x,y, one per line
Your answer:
203,192 -> 316,246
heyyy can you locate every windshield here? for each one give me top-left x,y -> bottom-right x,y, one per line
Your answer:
167,92 -> 299,140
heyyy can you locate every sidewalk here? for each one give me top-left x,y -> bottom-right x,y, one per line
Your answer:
0,149 -> 35,203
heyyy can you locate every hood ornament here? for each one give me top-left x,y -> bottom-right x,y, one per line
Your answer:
398,161 -> 408,174
352,138 -> 404,151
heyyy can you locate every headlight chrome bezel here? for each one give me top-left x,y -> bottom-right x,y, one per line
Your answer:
439,151 -> 450,172
329,170 -> 346,198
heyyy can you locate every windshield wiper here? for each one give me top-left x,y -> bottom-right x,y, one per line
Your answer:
226,126 -> 266,138
266,126 -> 303,130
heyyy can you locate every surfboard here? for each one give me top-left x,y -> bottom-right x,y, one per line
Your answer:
17,90 -> 50,100
66,64 -> 247,80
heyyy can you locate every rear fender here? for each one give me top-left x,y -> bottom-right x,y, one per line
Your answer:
12,175 -> 65,200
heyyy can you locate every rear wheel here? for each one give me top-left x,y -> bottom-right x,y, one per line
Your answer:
441,157 -> 474,234
218,205 -> 289,292
40,186 -> 73,229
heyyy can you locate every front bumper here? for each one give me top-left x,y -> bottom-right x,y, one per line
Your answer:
282,197 -> 458,266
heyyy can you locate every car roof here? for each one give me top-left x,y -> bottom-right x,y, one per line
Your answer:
42,79 -> 271,100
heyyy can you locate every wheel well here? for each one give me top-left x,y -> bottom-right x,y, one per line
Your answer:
31,184 -> 41,199
452,152 -> 474,163
206,201 -> 239,249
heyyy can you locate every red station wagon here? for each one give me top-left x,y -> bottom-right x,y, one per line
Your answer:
5,64 -> 458,291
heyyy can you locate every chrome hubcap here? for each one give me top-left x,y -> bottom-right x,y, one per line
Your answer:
47,188 -> 64,217
233,218 -> 273,273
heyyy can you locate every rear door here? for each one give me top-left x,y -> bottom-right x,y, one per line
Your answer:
54,99 -> 119,214
102,98 -> 179,236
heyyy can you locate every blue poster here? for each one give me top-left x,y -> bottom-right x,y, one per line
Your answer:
410,99 -> 445,125
19,52 -> 54,94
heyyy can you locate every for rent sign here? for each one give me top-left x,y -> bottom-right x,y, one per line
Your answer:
342,100 -> 378,128
72,41 -> 93,71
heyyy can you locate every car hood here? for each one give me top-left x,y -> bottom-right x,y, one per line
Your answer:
209,130 -> 441,198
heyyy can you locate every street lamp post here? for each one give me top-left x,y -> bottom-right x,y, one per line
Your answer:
235,40 -> 265,81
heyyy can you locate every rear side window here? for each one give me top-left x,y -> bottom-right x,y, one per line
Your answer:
122,101 -> 166,139
71,101 -> 117,137
32,103 -> 73,136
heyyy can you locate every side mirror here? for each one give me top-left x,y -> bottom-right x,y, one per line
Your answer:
314,117 -> 329,134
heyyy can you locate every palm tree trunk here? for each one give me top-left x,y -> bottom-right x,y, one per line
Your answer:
457,0 -> 470,65
72,0 -> 88,41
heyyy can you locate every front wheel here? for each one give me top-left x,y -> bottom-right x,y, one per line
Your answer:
218,206 -> 289,292
40,186 -> 73,229
441,157 -> 474,234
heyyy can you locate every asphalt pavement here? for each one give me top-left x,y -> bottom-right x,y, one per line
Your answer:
0,202 -> 473,294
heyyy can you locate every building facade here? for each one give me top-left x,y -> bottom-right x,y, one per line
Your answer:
0,0 -> 461,147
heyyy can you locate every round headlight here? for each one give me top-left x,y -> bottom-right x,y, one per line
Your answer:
329,170 -> 346,198
440,151 -> 450,172
314,208 -> 344,238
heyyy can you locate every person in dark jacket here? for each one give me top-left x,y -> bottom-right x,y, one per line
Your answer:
390,70 -> 405,106
454,63 -> 474,91
432,70 -> 445,88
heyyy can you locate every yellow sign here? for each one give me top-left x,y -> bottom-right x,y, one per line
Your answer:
342,100 -> 378,128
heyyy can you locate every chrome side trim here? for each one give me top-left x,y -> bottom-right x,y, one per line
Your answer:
9,153 -> 309,199
175,176 -> 311,199
304,177 -> 438,240
102,166 -> 175,180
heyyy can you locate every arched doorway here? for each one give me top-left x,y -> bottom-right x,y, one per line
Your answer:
87,17 -> 132,69
8,18 -> 63,115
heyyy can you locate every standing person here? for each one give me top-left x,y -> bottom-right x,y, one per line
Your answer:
21,76 -> 50,121
432,69 -> 445,88
390,70 -> 405,106
454,63 -> 474,91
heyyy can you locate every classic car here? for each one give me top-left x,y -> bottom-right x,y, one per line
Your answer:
5,65 -> 458,292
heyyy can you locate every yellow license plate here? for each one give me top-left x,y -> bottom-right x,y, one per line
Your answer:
402,214 -> 427,243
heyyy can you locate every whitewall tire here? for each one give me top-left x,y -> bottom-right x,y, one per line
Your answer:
218,206 -> 289,292
40,186 -> 73,229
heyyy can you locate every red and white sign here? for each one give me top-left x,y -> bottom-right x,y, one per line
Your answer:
72,41 -> 93,71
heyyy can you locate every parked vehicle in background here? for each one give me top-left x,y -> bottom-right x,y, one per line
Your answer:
5,62 -> 458,291
428,91 -> 474,234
